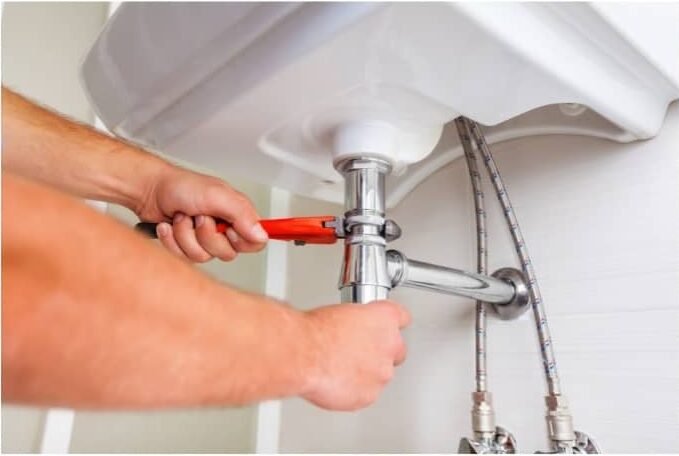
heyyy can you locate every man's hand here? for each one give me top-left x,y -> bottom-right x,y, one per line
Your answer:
2,87 -> 267,263
137,166 -> 268,262
5,173 -> 410,409
301,300 -> 411,411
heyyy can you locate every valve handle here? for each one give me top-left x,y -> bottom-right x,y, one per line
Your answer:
135,215 -> 339,245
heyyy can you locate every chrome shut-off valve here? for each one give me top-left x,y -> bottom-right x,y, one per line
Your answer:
536,396 -> 600,454
459,392 -> 518,454
536,432 -> 600,454
458,427 -> 517,454
571,431 -> 601,454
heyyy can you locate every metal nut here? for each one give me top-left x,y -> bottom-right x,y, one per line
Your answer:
383,219 -> 402,242
545,394 -> 569,410
472,391 -> 493,404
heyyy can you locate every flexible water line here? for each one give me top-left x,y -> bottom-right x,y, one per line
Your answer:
455,118 -> 488,393
464,118 -> 563,396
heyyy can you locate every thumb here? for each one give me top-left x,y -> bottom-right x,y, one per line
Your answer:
203,186 -> 268,244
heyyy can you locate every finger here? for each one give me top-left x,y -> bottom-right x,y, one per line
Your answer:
370,300 -> 412,329
224,227 -> 264,253
394,337 -> 407,366
172,213 -> 212,263
379,363 -> 395,383
195,215 -> 237,261
156,222 -> 187,259
396,305 -> 412,329
202,185 -> 268,246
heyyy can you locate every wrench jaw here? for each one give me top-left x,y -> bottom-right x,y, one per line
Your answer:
322,217 -> 346,239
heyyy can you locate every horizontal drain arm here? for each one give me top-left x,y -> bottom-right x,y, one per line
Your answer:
386,250 -> 514,303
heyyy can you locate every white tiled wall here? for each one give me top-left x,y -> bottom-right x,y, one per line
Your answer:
280,102 -> 679,453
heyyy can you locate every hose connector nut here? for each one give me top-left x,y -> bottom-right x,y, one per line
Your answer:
471,392 -> 496,436
545,395 -> 576,444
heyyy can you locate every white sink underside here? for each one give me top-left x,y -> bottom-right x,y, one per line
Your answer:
81,2 -> 679,206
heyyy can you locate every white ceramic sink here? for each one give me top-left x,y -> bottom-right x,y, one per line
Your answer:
81,2 -> 679,206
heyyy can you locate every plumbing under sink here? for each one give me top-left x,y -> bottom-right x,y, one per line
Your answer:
80,3 -> 679,453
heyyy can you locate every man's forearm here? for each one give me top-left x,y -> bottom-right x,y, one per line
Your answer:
1,86 -> 171,213
2,172 -> 314,409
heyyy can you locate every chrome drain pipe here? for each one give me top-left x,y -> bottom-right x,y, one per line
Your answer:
386,250 -> 529,312
334,157 -> 530,315
336,158 -> 393,304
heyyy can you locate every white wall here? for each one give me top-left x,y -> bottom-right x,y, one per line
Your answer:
279,103 -> 679,453
1,2 -> 108,122
4,2 -> 678,453
2,3 -> 268,453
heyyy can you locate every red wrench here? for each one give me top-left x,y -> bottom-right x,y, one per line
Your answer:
135,215 -> 342,245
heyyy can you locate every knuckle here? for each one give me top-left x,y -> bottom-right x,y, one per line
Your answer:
232,243 -> 249,253
196,214 -> 215,230
176,238 -> 210,263
217,250 -> 237,262
372,301 -> 400,321
232,193 -> 258,218
243,241 -> 265,253
231,190 -> 250,206
194,252 -> 213,263
396,336 -> 406,354
172,217 -> 193,233
195,227 -> 218,246
379,365 -> 394,383
194,226 -> 209,241
386,303 -> 403,321
201,237 -> 235,261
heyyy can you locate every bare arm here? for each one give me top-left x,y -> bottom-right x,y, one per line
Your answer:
2,173 -> 409,410
2,172 -> 310,408
1,86 -> 266,262
2,86 -> 164,212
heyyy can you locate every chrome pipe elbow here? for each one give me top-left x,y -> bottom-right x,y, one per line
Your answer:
386,250 -> 530,319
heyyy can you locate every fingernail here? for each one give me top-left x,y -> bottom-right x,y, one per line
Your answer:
174,213 -> 184,223
251,223 -> 268,242
195,215 -> 205,227
226,227 -> 240,244
157,223 -> 170,237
